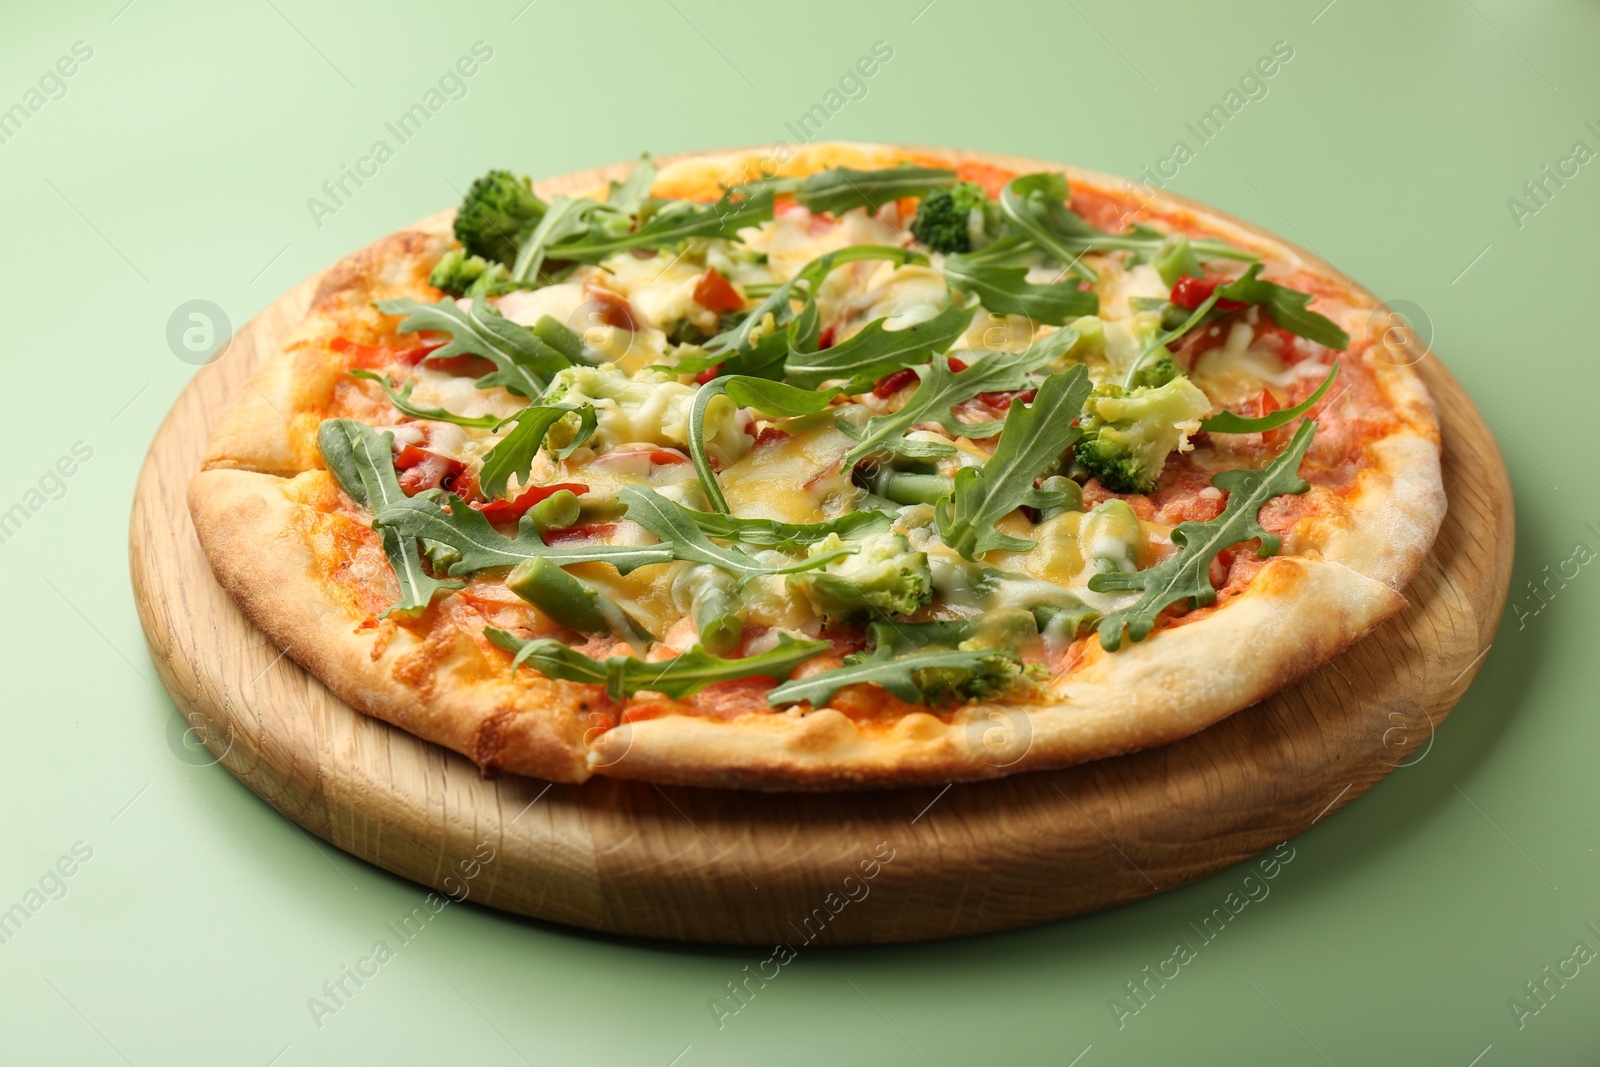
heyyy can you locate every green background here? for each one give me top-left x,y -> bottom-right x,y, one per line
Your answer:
2,0 -> 1594,1062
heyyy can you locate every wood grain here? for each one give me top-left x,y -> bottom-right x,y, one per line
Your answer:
129,149 -> 1513,945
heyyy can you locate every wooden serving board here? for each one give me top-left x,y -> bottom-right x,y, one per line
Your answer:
129,150 -> 1512,945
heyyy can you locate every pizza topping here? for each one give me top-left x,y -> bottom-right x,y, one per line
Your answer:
1091,418 -> 1317,650
317,158 -> 1363,709
768,164 -> 959,217
471,482 -> 588,525
452,168 -> 549,272
766,619 -> 1027,709
484,626 -> 827,701
394,446 -> 466,497
934,367 -> 1093,559
1170,274 -> 1248,312
377,296 -> 572,398
941,251 -> 1100,326
549,364 -> 751,470
318,419 -> 464,617
909,181 -> 1004,255
477,404 -> 596,499
840,332 -> 1079,468
692,267 -> 744,313
1075,376 -> 1212,495
507,556 -> 653,648
685,375 -> 840,514
787,530 -> 933,622
672,563 -> 744,655
1200,361 -> 1339,434
348,370 -> 505,429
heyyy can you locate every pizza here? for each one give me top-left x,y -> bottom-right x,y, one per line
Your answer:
188,143 -> 1444,790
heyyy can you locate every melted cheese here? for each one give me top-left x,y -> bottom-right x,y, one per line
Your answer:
1189,323 -> 1304,409
720,424 -> 855,524
364,194 -> 1321,660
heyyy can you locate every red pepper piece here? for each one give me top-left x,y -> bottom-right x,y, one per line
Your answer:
692,268 -> 744,313
872,367 -> 920,398
1170,274 -> 1247,312
471,482 -> 589,523
394,448 -> 465,496
977,388 -> 1037,409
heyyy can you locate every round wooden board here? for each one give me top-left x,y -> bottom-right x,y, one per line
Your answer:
130,149 -> 1512,945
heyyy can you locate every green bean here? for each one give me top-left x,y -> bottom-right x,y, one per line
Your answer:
530,490 -> 582,533
575,493 -> 628,522
1034,475 -> 1083,522
864,467 -> 953,507
507,557 -> 650,643
1031,601 -> 1098,641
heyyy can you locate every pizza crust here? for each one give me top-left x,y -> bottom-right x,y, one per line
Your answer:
189,468 -> 593,783
588,556 -> 1404,789
203,229 -> 452,477
188,142 -> 1448,790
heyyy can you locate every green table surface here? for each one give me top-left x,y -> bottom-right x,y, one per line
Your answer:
3,0 -> 1595,1062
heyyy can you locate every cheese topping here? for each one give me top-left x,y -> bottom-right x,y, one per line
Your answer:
349,164 -> 1350,694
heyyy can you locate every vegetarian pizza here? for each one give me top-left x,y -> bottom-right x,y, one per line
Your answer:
189,143 -> 1444,789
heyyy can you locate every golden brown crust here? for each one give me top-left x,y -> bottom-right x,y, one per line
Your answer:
202,230 -> 452,477
188,142 -> 1448,790
188,468 -> 593,783
590,556 -> 1404,789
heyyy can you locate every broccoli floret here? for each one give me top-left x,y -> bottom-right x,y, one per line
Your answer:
428,248 -> 516,298
1075,377 -> 1211,494
843,618 -> 1035,703
1127,349 -> 1180,389
790,531 -> 933,621
917,651 -> 1026,703
453,169 -> 547,266
910,181 -> 1002,254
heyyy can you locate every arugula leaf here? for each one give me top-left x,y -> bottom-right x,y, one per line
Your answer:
606,154 -> 658,217
701,245 -> 926,360
688,375 -> 841,514
1201,362 -> 1339,434
1090,419 -> 1317,650
477,403 -> 598,500
999,172 -> 1257,283
510,194 -> 600,283
485,628 -> 827,701
617,486 -> 849,579
942,255 -> 1099,325
375,491 -> 674,575
934,365 -> 1093,559
531,315 -> 588,364
837,429 -> 957,459
1215,264 -> 1350,350
347,370 -> 502,429
1152,234 -> 1205,288
784,295 -> 977,389
1122,287 -> 1225,388
793,165 -> 958,216
545,189 -> 775,263
377,297 -> 571,398
998,173 -> 1099,282
317,419 -> 461,616
766,645 -> 1018,707
840,328 -> 1079,468
682,508 -> 891,548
